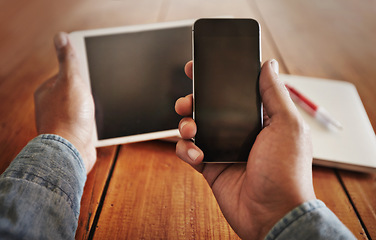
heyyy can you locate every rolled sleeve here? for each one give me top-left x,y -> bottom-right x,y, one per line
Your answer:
265,199 -> 356,240
0,134 -> 87,239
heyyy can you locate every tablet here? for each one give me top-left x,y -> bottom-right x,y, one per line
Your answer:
69,20 -> 194,147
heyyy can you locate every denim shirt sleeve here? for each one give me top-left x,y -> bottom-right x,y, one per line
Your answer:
265,199 -> 356,240
0,135 -> 357,240
0,134 -> 86,240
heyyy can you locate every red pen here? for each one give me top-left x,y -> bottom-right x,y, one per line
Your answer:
285,84 -> 343,129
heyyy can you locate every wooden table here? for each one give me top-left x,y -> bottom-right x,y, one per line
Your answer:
1,1 -> 375,239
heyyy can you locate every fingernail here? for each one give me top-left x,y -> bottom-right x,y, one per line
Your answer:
54,32 -> 68,49
188,149 -> 200,162
180,120 -> 188,130
270,59 -> 279,75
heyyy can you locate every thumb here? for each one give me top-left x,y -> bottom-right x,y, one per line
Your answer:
53,32 -> 81,80
259,59 -> 297,119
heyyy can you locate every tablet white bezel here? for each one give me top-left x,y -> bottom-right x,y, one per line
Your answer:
69,19 -> 196,147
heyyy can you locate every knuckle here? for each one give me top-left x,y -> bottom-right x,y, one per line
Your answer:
286,113 -> 310,137
176,140 -> 187,160
34,76 -> 57,98
57,47 -> 75,63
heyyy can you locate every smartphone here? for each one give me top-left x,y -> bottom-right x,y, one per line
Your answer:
193,18 -> 262,163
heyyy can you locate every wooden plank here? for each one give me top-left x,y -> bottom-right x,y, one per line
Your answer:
340,171 -> 376,238
75,146 -> 117,240
312,167 -> 368,239
255,0 -> 375,238
93,141 -> 239,239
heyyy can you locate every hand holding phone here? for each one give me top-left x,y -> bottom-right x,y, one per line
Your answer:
193,18 -> 262,162
176,59 -> 316,240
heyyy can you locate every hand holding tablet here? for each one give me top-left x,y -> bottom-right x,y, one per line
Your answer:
69,20 -> 195,147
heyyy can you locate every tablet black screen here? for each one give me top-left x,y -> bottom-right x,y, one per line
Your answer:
85,26 -> 192,140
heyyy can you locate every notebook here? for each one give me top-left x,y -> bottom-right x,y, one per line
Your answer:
280,74 -> 376,173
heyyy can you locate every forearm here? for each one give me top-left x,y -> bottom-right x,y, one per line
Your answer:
265,199 -> 356,240
0,134 -> 86,239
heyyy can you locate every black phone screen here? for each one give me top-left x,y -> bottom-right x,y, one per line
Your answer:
193,19 -> 262,162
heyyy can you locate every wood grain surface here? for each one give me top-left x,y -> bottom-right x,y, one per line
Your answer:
76,146 -> 117,240
93,141 -> 239,239
0,0 -> 375,239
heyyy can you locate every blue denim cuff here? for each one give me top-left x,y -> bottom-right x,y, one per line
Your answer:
1,134 -> 87,219
264,199 -> 356,240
